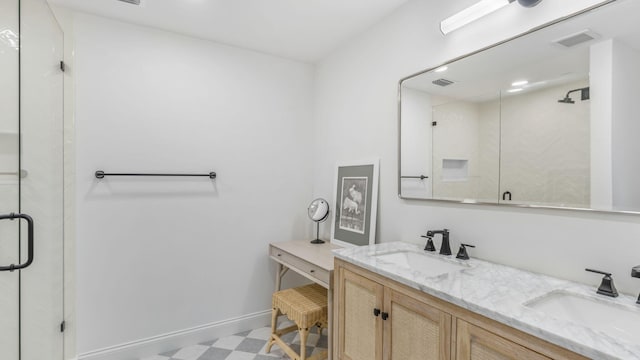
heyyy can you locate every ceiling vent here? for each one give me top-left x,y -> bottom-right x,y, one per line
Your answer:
432,78 -> 454,87
553,30 -> 599,48
117,0 -> 140,5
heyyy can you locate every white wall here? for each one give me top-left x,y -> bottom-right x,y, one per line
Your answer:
589,38 -> 640,212
313,0 -> 640,298
70,12 -> 314,358
590,40 -> 614,209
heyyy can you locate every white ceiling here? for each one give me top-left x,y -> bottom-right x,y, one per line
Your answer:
48,0 -> 410,62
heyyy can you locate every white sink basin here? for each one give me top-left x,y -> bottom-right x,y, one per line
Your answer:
374,251 -> 469,278
525,290 -> 640,345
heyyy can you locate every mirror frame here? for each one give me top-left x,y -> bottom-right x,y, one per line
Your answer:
395,0 -> 640,215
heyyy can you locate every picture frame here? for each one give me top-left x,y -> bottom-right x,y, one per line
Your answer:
331,159 -> 379,247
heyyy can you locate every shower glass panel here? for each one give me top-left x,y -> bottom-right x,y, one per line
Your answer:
0,0 -> 64,359
0,0 -> 21,358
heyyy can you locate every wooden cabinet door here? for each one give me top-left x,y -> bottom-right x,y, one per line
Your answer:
384,288 -> 452,360
456,320 -> 551,360
337,268 -> 384,360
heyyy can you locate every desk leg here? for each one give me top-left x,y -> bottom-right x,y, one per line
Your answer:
327,285 -> 333,360
275,263 -> 288,291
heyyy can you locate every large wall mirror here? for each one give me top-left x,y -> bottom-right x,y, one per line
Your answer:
398,0 -> 640,213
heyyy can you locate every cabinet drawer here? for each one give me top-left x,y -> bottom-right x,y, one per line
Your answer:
456,320 -> 551,360
270,245 -> 330,286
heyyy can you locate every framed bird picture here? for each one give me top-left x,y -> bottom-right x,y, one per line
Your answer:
331,159 -> 379,247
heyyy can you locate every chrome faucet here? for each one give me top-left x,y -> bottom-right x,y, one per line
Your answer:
632,266 -> 640,304
426,229 -> 452,255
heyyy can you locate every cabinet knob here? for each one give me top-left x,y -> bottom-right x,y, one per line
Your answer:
277,253 -> 281,257
381,312 -> 389,320
373,308 -> 381,317
310,269 -> 315,273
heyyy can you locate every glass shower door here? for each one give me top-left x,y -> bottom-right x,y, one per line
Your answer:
0,0 -> 21,358
0,0 -> 64,359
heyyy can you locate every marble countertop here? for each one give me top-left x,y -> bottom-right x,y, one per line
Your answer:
333,242 -> 640,360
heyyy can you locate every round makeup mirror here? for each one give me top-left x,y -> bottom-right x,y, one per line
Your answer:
308,198 -> 329,244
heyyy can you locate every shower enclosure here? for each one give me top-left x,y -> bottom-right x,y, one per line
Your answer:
0,0 -> 64,359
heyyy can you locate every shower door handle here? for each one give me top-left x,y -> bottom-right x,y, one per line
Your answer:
0,213 -> 35,271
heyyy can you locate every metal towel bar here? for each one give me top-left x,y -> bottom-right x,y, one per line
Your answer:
400,175 -> 429,180
95,170 -> 216,179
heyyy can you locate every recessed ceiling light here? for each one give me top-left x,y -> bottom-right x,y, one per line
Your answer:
511,80 -> 528,86
435,66 -> 448,73
507,88 -> 523,93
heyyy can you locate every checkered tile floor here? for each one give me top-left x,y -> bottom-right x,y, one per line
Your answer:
141,324 -> 328,360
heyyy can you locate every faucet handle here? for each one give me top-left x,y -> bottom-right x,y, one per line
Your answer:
421,235 -> 436,252
456,243 -> 475,260
586,268 -> 619,297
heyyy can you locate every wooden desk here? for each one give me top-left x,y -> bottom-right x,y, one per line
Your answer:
269,240 -> 341,360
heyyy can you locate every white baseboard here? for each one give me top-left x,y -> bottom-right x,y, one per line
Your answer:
78,310 -> 271,360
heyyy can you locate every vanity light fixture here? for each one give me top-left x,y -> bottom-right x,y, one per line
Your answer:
511,80 -> 528,86
435,66 -> 449,73
441,0 -> 512,35
441,0 -> 543,35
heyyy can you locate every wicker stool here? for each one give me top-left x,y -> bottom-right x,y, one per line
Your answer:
266,283 -> 328,360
